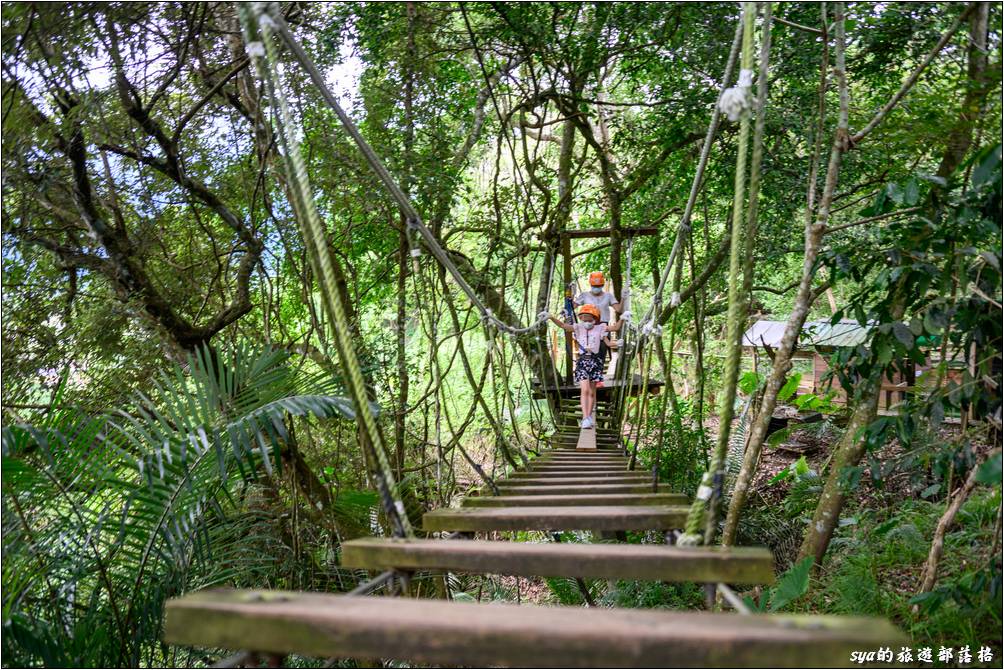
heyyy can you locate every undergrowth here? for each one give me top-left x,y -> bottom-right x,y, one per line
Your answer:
797,490 -> 1002,663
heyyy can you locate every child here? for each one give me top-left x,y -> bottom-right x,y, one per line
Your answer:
548,304 -> 623,429
574,271 -> 623,365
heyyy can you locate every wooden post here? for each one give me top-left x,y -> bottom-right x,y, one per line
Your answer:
561,235 -> 574,385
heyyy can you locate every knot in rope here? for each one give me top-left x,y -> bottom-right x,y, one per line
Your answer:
718,68 -> 754,122
676,533 -> 703,547
245,41 -> 265,58
253,0 -> 281,30
669,292 -> 682,308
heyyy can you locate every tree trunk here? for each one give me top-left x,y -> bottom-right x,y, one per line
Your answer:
797,380 -> 880,563
797,1 -> 991,565
722,1 -> 848,546
917,449 -> 999,595
395,227 -> 410,479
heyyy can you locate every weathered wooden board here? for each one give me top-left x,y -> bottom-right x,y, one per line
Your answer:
341,538 -> 776,584
422,505 -> 689,532
463,493 -> 688,507
165,590 -> 907,667
536,453 -> 628,461
532,460 -> 629,467
488,483 -> 671,495
576,426 -> 597,451
549,449 -> 623,455
553,430 -> 620,439
527,464 -> 630,472
509,470 -> 634,479
497,476 -> 650,487
551,433 -> 620,440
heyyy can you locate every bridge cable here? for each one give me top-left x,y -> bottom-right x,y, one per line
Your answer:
239,3 -> 413,537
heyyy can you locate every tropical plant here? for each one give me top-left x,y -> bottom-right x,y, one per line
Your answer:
1,344 -> 357,667
742,556 -> 814,612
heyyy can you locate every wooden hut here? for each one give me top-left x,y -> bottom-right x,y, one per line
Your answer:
741,319 -> 915,413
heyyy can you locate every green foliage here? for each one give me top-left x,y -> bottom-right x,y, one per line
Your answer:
768,455 -> 816,485
639,396 -> 707,496
777,373 -> 802,402
738,370 -> 764,395
824,144 -> 1002,453
813,492 -> 1002,652
1,2 -> 1002,665
743,557 -> 814,613
792,390 -> 839,413
975,453 -> 1002,486
600,579 -> 704,611
1,345 -> 355,667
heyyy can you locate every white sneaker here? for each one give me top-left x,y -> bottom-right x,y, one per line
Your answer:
581,416 -> 593,429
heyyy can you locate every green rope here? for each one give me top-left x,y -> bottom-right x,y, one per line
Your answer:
240,2 -> 413,537
678,1 -> 757,547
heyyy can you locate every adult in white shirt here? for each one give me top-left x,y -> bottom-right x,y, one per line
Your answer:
574,271 -> 623,363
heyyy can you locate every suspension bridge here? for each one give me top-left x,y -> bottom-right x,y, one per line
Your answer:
163,4 -> 906,666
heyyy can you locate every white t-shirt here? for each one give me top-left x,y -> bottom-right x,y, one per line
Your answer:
575,291 -> 619,322
572,322 -> 608,354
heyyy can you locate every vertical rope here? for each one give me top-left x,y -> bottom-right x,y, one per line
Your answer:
678,1 -> 758,546
240,3 -> 413,537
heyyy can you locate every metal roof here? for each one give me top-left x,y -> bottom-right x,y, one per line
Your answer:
741,320 -> 789,348
802,320 -> 871,348
742,319 -> 871,350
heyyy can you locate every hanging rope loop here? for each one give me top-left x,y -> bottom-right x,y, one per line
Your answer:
718,68 -> 755,122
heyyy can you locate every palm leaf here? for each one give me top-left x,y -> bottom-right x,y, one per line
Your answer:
2,343 -> 358,666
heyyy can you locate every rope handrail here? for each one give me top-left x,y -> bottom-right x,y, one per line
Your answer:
637,17 -> 745,335
245,1 -> 656,472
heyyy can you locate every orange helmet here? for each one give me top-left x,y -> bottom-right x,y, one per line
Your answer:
588,271 -> 605,287
579,304 -> 601,321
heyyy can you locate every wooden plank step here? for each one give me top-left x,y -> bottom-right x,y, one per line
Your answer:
422,505 -> 688,532
528,464 -> 629,472
550,431 -> 618,437
487,483 -> 669,495
553,431 -> 619,436
165,589 -> 906,667
534,457 -> 627,463
498,476 -> 650,486
542,448 -> 618,454
536,461 -> 630,468
533,463 -> 628,469
536,455 -> 628,462
552,440 -> 620,447
546,448 -> 622,454
541,450 -> 625,456
509,470 -> 635,479
341,538 -> 776,584
556,423 -> 618,428
576,426 -> 597,451
462,493 -> 688,507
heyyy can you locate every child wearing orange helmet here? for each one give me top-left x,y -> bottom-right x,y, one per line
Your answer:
574,271 -> 622,365
547,304 -> 623,429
